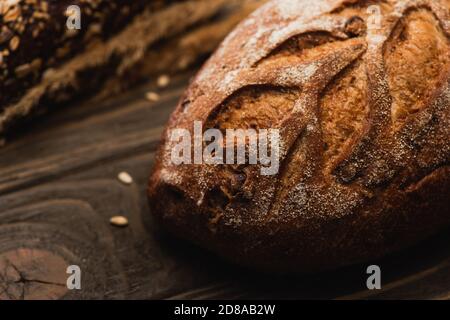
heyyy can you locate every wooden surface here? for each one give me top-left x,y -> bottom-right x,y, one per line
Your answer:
1,71 -> 450,300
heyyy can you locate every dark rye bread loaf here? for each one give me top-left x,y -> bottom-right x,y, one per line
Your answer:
148,0 -> 450,273
0,0 -> 243,135
0,0 -> 175,127
0,0 -> 171,107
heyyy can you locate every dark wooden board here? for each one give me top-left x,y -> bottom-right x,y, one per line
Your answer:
1,72 -> 450,300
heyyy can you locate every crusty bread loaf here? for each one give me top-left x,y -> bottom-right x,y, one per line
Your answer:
148,0 -> 450,273
0,0 -> 253,135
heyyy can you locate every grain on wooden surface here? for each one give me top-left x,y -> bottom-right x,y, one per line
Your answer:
157,75 -> 171,88
146,92 -> 161,102
110,216 -> 129,227
118,172 -> 134,185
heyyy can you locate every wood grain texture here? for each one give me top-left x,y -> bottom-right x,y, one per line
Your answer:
1,72 -> 450,300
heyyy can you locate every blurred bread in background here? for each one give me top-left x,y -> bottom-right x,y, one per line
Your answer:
0,0 -> 266,136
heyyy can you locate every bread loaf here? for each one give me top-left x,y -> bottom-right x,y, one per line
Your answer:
0,0 -> 174,126
148,0 -> 450,273
0,0 -> 252,135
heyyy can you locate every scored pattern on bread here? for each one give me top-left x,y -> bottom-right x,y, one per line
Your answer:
149,0 -> 450,272
386,10 -> 449,123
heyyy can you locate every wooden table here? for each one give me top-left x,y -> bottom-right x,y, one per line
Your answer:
1,71 -> 450,300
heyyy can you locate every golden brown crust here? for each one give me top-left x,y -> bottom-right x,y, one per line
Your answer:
148,0 -> 450,273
